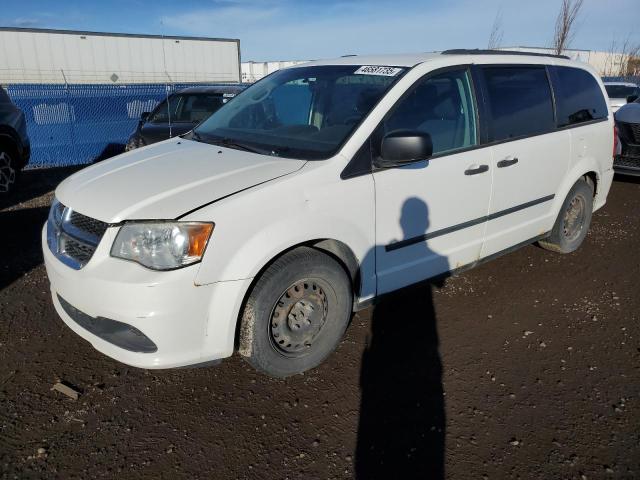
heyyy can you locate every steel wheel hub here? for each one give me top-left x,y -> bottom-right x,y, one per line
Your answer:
0,152 -> 15,193
270,280 -> 329,356
563,195 -> 585,241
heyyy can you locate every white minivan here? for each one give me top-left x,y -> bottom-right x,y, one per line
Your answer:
43,50 -> 615,377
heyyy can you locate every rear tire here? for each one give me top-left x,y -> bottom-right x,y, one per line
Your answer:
539,178 -> 593,254
239,247 -> 352,378
0,149 -> 17,194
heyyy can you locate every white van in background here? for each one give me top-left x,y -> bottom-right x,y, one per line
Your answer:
43,50 -> 615,377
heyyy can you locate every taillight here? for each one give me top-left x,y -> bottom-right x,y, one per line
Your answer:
613,124 -> 619,157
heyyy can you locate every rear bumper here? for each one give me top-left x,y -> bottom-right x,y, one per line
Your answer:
614,151 -> 640,177
42,225 -> 252,369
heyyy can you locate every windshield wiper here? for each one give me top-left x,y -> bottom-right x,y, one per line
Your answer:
215,138 -> 265,154
190,133 -> 284,156
185,132 -> 258,153
184,130 -> 204,143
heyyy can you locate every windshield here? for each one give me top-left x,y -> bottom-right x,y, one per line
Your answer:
605,84 -> 639,99
193,65 -> 406,159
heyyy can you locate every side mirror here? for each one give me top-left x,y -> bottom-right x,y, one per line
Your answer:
140,111 -> 150,122
376,130 -> 433,168
627,95 -> 639,104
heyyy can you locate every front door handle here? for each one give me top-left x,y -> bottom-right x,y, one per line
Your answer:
464,164 -> 489,175
497,157 -> 519,168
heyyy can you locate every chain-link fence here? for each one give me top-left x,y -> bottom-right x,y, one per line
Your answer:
6,82 -> 237,169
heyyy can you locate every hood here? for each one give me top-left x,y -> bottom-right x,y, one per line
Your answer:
56,138 -> 306,223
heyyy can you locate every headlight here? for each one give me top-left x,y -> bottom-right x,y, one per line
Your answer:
111,222 -> 214,270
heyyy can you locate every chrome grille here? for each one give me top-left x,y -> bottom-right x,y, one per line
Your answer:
60,236 -> 95,264
47,200 -> 109,269
68,211 -> 108,239
632,124 -> 640,143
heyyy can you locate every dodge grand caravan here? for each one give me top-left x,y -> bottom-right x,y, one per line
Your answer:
43,50 -> 614,377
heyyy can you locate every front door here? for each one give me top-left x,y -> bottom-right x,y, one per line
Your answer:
373,67 -> 492,295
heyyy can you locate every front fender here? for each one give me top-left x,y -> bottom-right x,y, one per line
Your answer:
190,168 -> 377,299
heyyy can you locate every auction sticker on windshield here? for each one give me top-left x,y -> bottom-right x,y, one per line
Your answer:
354,66 -> 404,76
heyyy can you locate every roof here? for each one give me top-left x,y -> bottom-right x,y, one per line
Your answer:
177,85 -> 247,95
0,26 -> 239,43
296,50 -> 581,69
300,53 -> 442,68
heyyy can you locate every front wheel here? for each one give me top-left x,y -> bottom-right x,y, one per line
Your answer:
0,149 -> 17,194
239,247 -> 352,378
539,178 -> 594,254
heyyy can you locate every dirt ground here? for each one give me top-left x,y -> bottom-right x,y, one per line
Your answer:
1,169 -> 639,480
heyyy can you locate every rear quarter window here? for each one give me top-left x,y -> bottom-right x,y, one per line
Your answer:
480,66 -> 555,142
550,66 -> 608,127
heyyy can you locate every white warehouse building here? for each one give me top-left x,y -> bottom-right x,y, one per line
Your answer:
240,47 -> 636,83
241,60 -> 310,83
0,27 -> 241,84
497,46 -> 633,76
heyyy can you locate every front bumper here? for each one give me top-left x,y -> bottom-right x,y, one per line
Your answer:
42,225 -> 252,369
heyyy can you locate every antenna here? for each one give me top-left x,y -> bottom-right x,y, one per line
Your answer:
160,19 -> 172,137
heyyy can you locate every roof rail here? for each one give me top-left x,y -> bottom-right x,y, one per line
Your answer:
441,49 -> 570,60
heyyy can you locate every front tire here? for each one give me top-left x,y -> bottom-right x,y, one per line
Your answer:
539,178 -> 593,254
239,247 -> 352,378
0,149 -> 17,194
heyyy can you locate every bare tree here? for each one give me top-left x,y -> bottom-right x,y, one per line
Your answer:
487,10 -> 504,50
602,35 -> 640,78
618,38 -> 640,77
552,0 -> 584,55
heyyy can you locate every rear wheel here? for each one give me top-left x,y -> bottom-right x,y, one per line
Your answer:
239,247 -> 352,378
539,178 -> 593,254
0,149 -> 17,194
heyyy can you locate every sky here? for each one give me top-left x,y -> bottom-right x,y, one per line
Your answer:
2,0 -> 639,61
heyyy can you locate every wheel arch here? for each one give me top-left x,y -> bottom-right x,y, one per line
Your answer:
551,158 -> 601,221
0,130 -> 21,161
233,238 -> 362,352
583,170 -> 598,197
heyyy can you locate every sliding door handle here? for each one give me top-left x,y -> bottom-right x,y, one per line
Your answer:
464,164 -> 489,175
497,157 -> 519,168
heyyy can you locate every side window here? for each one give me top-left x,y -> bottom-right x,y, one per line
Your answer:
149,95 -> 182,124
382,69 -> 477,155
175,95 -> 224,123
481,66 -> 555,141
551,66 -> 608,127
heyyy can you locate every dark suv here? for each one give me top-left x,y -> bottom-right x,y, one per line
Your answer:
0,86 -> 30,193
614,95 -> 640,176
125,85 -> 246,151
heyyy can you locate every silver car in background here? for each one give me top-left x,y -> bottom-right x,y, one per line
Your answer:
604,81 -> 640,113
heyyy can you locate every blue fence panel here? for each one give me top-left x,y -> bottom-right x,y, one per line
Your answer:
6,83 -> 230,168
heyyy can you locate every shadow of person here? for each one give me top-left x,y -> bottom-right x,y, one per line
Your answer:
356,197 -> 448,480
